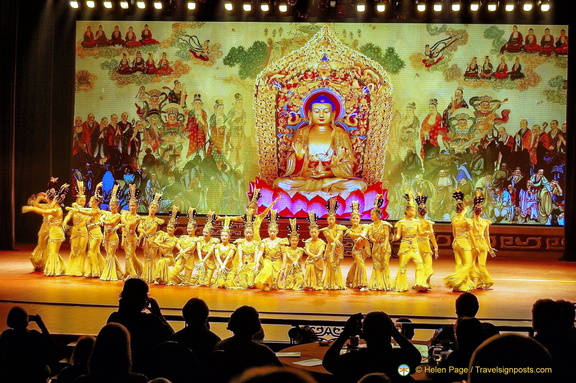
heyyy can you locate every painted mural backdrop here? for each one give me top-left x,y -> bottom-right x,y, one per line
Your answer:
73,22 -> 568,225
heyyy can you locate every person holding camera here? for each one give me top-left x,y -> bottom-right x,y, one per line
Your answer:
322,312 -> 421,382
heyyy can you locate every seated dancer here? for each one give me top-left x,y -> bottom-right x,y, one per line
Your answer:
254,210 -> 288,291
100,185 -> 124,281
230,213 -> 261,289
367,194 -> 394,291
415,194 -> 438,289
345,201 -> 370,290
121,185 -> 143,279
280,218 -> 305,290
302,213 -> 326,291
140,24 -> 160,45
153,205 -> 180,285
522,28 -> 541,53
22,182 -> 69,277
321,198 -> 347,290
471,191 -> 496,289
61,181 -> 89,276
173,208 -> 199,285
214,217 -> 237,288
444,190 -> 477,292
138,193 -> 164,283
393,193 -> 428,292
196,212 -> 220,286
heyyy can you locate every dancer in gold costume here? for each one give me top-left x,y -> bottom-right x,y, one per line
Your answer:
471,191 -> 496,289
393,194 -> 428,292
280,218 -> 304,290
214,217 -> 237,288
367,195 -> 394,291
100,185 -> 124,281
197,212 -> 220,286
174,208 -> 199,285
415,194 -> 438,289
22,183 -> 69,277
444,190 -> 477,292
28,186 -> 53,272
154,206 -> 180,285
138,193 -> 164,282
231,213 -> 261,289
62,181 -> 89,277
79,185 -> 106,278
321,198 -> 347,290
121,185 -> 143,279
303,213 -> 326,291
254,210 -> 289,291
345,202 -> 370,290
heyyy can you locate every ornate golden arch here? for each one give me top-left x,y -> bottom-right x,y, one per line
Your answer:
253,24 -> 393,187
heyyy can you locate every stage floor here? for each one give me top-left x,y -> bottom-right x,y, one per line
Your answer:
1,244 -> 575,340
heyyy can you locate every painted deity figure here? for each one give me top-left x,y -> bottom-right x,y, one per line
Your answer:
274,90 -> 365,193
121,187 -> 143,279
214,219 -> 237,288
186,94 -> 208,157
138,194 -> 164,283
232,219 -> 261,289
100,185 -> 124,281
420,98 -> 446,159
280,219 -> 305,290
153,208 -> 180,285
196,213 -> 220,286
174,208 -> 199,284
393,194 -> 427,292
367,196 -> 393,291
208,99 -> 228,167
500,25 -> 523,53
253,211 -> 289,291
471,192 -> 495,289
415,195 -> 438,289
345,202 -> 370,290
302,214 -> 326,291
444,191 -> 477,292
226,93 -> 247,167
321,198 -> 347,290
62,183 -> 89,276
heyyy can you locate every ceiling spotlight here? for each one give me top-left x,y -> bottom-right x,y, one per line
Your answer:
416,1 -> 426,12
505,1 -> 515,11
260,2 -> 269,11
69,0 -> 79,8
523,1 -> 533,11
357,2 -> 366,12
103,0 -> 113,8
224,1 -> 233,10
278,2 -> 288,12
86,0 -> 95,8
136,1 -> 146,9
120,1 -> 129,9
451,1 -> 461,11
433,1 -> 442,12
153,1 -> 163,9
376,2 -> 386,12
487,1 -> 497,12
187,1 -> 196,9
470,1 -> 480,11
540,0 -> 550,11
243,2 -> 252,11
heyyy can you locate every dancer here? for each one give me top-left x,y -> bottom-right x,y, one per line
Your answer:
138,193 -> 164,283
197,211 -> 219,286
174,208 -> 199,285
303,213 -> 326,291
321,198 -> 347,290
227,190 -> 280,241
79,184 -> 106,278
415,194 -> 438,289
100,185 -> 124,281
444,190 -> 477,292
231,213 -> 260,289
22,183 -> 70,276
214,217 -> 237,288
121,185 -> 143,279
471,191 -> 496,289
367,195 -> 394,291
393,193 -> 428,292
280,218 -> 304,290
253,210 -> 288,291
62,181 -> 89,277
345,202 -> 370,290
154,205 -> 180,285
29,178 -> 61,272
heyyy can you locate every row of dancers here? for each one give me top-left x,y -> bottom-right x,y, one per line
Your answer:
22,180 -> 495,292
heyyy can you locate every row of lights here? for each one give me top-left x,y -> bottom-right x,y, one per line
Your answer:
69,0 -> 552,13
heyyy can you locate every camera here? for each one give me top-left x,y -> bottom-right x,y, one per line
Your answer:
29,314 -> 38,322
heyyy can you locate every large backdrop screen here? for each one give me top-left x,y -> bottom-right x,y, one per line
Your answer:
73,22 -> 568,225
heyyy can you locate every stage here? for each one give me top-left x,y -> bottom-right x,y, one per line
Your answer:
1,244 -> 575,341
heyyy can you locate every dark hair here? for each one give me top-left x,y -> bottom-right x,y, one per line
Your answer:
532,299 -> 561,335
454,318 -> 485,353
228,305 -> 261,337
362,311 -> 393,342
455,292 -> 479,317
119,278 -> 149,312
7,306 -> 28,330
455,201 -> 465,213
89,323 -> 132,377
70,335 -> 96,366
182,297 -> 209,325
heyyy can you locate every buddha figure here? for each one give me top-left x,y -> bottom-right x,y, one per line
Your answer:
274,90 -> 366,193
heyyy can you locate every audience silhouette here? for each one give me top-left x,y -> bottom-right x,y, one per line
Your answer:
56,335 -> 95,383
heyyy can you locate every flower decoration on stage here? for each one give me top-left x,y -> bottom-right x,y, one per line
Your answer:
307,212 -> 319,230
187,207 -> 197,227
204,210 -> 217,231
287,218 -> 300,238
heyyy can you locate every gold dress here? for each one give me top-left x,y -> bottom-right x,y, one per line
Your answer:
232,238 -> 261,289
100,211 -> 123,281
139,216 -> 164,282
65,211 -> 90,277
154,231 -> 179,285
280,246 -> 304,290
444,216 -> 476,292
254,237 -> 289,291
30,215 -> 50,272
174,235 -> 198,284
43,212 -> 67,277
368,220 -> 393,291
197,237 -> 220,286
83,209 -> 106,278
321,224 -> 347,290
472,217 -> 494,289
417,218 -> 437,288
345,225 -> 370,289
394,219 -> 427,292
214,242 -> 237,288
121,211 -> 143,279
303,238 -> 326,290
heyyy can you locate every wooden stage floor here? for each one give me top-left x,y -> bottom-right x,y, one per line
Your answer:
1,244 -> 575,340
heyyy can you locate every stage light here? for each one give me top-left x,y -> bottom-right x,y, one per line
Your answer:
416,1 -> 426,12
523,1 -> 533,11
470,1 -> 480,11
224,1 -> 233,10
120,0 -> 129,9
505,0 -> 515,11
451,1 -> 461,11
136,0 -> 146,9
487,0 -> 497,12
86,0 -> 95,8
187,1 -> 196,9
260,1 -> 269,11
357,2 -> 366,12
153,1 -> 163,9
279,2 -> 288,12
70,0 -> 79,8
433,1 -> 442,12
540,0 -> 550,11
376,2 -> 386,12
103,0 -> 113,8
243,2 -> 252,11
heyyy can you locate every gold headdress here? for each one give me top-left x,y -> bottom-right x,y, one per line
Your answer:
129,184 -> 138,204
221,216 -> 232,233
452,189 -> 465,203
350,201 -> 361,217
168,205 -> 179,227
268,209 -> 279,230
93,182 -> 103,202
372,194 -> 384,214
187,208 -> 197,227
110,184 -> 120,204
204,210 -> 216,231
307,212 -> 319,230
76,180 -> 86,198
403,191 -> 415,209
150,192 -> 162,207
287,218 -> 300,238
473,190 -> 485,212
243,210 -> 255,230
326,197 -> 339,217
248,188 -> 261,209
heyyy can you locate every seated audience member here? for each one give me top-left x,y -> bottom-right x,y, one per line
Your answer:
230,366 -> 317,383
395,318 -> 415,340
56,335 -> 96,383
210,306 -> 282,382
148,341 -> 199,383
532,298 -> 576,381
556,299 -> 576,336
148,379 -> 172,383
169,298 -> 221,361
0,306 -> 53,383
432,318 -> 485,383
322,312 -> 421,382
468,333 -> 553,383
358,373 -> 392,383
76,323 -> 148,383
107,279 -> 174,376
